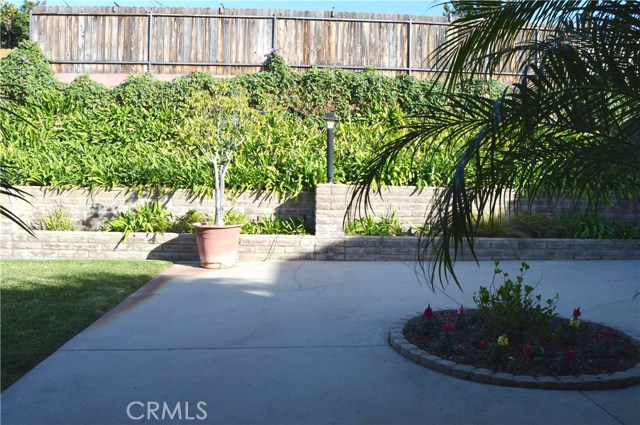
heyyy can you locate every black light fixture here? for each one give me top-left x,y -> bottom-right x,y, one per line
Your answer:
325,112 -> 338,183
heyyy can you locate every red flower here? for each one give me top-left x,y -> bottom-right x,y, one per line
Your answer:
573,307 -> 581,319
522,344 -> 534,359
458,305 -> 465,316
423,305 -> 433,319
600,329 -> 615,341
478,340 -> 489,350
443,322 -> 455,334
564,350 -> 577,361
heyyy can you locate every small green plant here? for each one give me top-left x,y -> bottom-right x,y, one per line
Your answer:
485,343 -> 506,364
104,201 -> 172,242
241,215 -> 311,235
224,211 -> 250,226
345,212 -> 405,236
37,208 -> 75,231
473,261 -> 559,342
169,209 -> 208,233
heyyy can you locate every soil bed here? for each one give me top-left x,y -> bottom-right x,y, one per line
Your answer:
404,309 -> 640,377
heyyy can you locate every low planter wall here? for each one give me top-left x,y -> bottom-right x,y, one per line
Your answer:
2,231 -> 638,262
1,184 -> 638,262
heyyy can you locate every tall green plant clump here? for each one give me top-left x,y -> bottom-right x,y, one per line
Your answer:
0,43 -> 505,197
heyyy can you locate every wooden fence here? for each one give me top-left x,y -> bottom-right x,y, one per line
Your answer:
30,6 -> 535,80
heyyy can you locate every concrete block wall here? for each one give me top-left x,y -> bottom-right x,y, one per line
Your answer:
314,183 -> 435,239
2,187 -> 314,231
525,196 -> 640,221
1,184 -> 638,262
2,230 -> 638,262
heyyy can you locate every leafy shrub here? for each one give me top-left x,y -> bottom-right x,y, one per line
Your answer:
476,212 -> 640,239
224,211 -> 250,226
36,208 -> 76,231
345,213 -> 405,236
64,75 -> 114,109
241,215 -> 312,235
169,209 -> 208,233
473,261 -> 559,342
113,73 -> 166,108
104,201 -> 172,242
0,40 -> 61,103
1,45 -> 510,196
507,212 -> 558,238
558,214 -> 631,239
166,72 -> 219,104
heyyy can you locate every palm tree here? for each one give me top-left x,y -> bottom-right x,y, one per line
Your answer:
351,0 -> 639,288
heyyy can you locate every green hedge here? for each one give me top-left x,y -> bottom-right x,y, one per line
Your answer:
0,44 -> 505,196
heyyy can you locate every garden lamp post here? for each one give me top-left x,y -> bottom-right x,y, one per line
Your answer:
325,112 -> 338,183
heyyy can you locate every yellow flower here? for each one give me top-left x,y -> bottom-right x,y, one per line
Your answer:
497,335 -> 509,346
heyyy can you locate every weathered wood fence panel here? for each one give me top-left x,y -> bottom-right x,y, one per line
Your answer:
30,6 -> 536,80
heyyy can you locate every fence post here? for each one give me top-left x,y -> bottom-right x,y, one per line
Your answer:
147,10 -> 153,72
271,15 -> 277,51
29,10 -> 34,41
407,19 -> 412,75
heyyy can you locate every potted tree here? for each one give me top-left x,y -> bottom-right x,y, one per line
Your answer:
182,83 -> 259,268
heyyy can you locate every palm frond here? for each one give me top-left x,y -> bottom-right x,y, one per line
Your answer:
0,166 -> 35,237
1,90 -> 37,237
353,0 -> 640,289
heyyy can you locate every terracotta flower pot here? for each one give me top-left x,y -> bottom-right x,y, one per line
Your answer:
192,223 -> 242,269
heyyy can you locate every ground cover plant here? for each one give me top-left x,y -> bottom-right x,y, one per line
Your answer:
0,259 -> 172,390
104,201 -> 172,242
241,215 -> 312,235
403,262 -> 640,376
345,213 -> 406,236
104,203 -> 310,237
0,42 -> 504,198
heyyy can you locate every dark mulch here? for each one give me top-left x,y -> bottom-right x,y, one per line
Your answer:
404,309 -> 640,376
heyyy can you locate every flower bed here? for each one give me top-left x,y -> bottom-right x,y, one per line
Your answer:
389,262 -> 640,390
403,309 -> 640,378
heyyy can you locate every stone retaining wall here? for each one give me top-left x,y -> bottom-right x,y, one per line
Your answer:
1,184 -> 638,261
3,187 -> 314,231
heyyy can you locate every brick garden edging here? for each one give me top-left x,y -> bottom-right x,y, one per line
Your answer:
388,316 -> 640,390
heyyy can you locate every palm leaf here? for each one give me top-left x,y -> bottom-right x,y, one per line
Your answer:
352,0 -> 640,288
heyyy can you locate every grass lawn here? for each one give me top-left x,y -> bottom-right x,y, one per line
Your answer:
0,259 -> 172,390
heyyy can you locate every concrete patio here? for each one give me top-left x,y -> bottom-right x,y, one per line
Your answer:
2,260 -> 639,425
